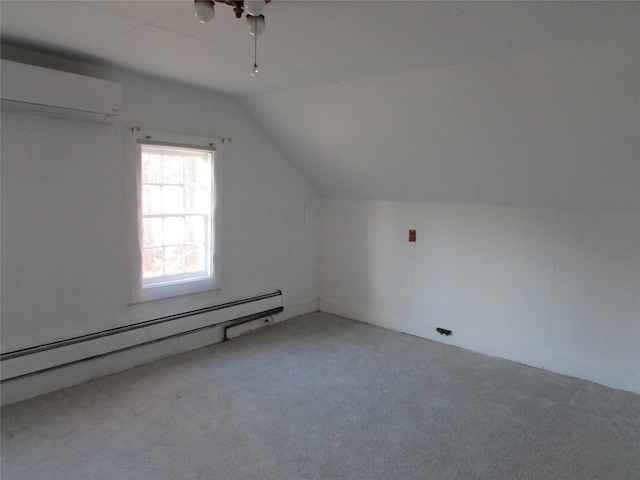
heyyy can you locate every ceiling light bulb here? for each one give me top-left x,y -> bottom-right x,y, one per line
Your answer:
193,0 -> 215,23
251,63 -> 260,76
245,0 -> 266,16
246,14 -> 265,36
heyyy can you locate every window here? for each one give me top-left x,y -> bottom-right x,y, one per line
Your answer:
131,130 -> 221,303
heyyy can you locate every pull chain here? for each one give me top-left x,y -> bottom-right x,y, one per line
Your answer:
251,16 -> 259,76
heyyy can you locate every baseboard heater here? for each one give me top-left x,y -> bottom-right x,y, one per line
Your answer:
1,291 -> 283,383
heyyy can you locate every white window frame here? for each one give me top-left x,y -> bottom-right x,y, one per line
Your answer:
130,129 -> 222,303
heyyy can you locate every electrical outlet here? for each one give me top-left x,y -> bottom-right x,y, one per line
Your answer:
436,328 -> 452,336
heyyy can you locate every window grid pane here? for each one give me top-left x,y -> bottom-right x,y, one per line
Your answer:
140,145 -> 212,283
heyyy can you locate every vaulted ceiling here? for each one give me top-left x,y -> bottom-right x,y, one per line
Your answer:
2,1 -> 639,210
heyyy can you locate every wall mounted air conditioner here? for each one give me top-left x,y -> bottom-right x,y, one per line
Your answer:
1,60 -> 122,123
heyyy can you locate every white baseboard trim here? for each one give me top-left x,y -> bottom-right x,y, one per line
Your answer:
1,292 -> 287,405
1,325 -> 225,405
283,298 -> 319,320
319,299 -> 640,395
2,296 -> 321,405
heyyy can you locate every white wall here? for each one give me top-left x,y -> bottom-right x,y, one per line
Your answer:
1,57 -> 320,401
320,200 -> 640,394
311,36 -> 640,395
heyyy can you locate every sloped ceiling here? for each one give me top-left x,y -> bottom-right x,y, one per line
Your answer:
1,1 -> 639,210
240,36 -> 639,211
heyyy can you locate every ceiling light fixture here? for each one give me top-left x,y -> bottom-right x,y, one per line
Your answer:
193,0 -> 269,76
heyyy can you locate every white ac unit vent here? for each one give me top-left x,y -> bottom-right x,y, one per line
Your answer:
1,60 -> 122,124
